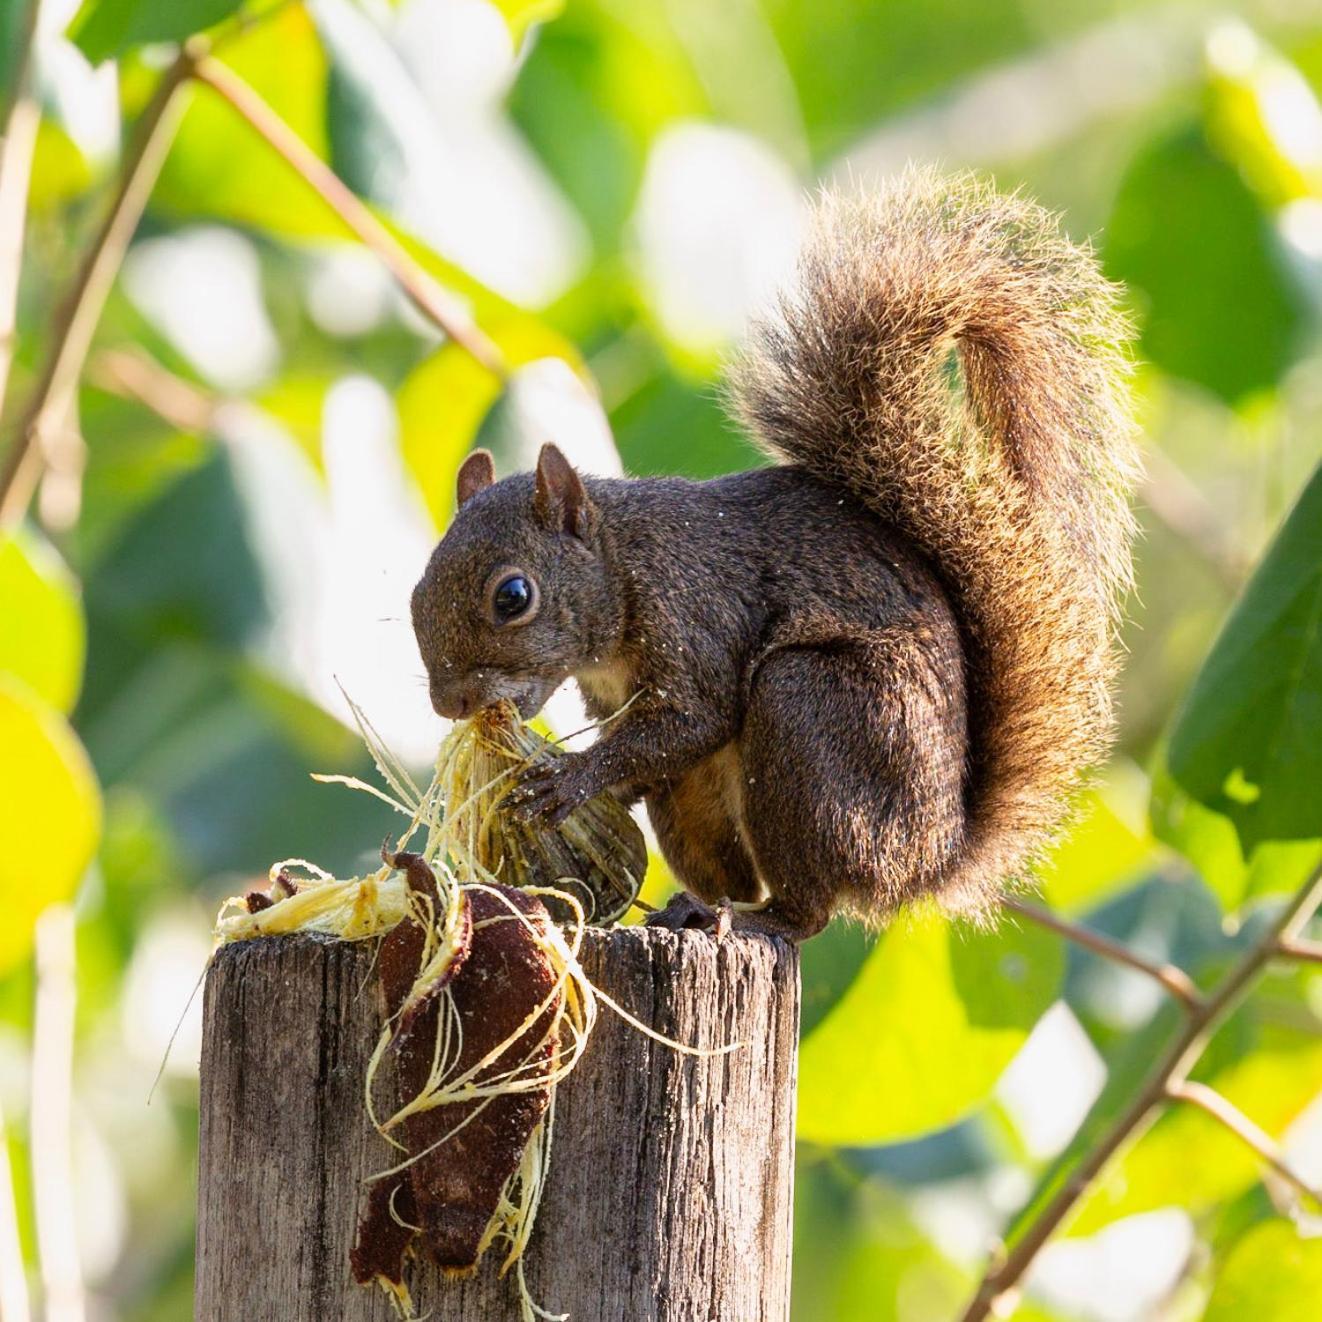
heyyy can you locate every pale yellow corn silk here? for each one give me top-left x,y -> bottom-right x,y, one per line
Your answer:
213,701 -> 726,1322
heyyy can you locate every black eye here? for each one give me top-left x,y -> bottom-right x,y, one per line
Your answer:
492,574 -> 533,621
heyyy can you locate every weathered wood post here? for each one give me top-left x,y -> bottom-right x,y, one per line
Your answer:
195,927 -> 799,1321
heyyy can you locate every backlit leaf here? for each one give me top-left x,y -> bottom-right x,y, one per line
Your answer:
72,0 -> 244,64
1167,462 -> 1322,849
1204,1220 -> 1322,1322
1151,759 -> 1322,912
491,0 -> 564,48
1106,125 -> 1307,404
0,530 -> 85,713
398,319 -> 585,527
797,905 -> 1063,1146
0,679 -> 101,975
1071,1042 -> 1322,1234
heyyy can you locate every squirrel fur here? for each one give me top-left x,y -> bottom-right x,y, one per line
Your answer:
411,169 -> 1141,940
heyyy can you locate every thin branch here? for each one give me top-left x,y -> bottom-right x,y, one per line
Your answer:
1004,897 -> 1203,1012
1166,1080 -> 1322,1207
1142,447 -> 1250,593
88,346 -> 218,434
960,860 -> 1322,1322
0,0 -> 45,424
190,55 -> 506,378
0,45 -> 198,529
1277,936 -> 1322,965
30,906 -> 82,1322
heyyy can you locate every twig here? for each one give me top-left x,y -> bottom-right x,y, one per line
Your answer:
88,346 -> 218,434
190,56 -> 506,378
1004,897 -> 1203,1012
960,860 -> 1322,1322
1165,1080 -> 1322,1207
0,45 -> 198,529
0,0 -> 45,423
1277,936 -> 1322,965
1141,448 -> 1250,592
30,906 -> 82,1322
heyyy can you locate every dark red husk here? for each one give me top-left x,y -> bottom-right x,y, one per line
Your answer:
352,854 -> 561,1293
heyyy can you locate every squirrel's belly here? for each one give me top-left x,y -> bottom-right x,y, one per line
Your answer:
574,658 -> 634,717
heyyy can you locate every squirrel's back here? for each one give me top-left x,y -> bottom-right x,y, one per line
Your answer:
729,168 -> 1141,915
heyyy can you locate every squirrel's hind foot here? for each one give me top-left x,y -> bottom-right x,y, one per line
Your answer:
644,892 -> 733,939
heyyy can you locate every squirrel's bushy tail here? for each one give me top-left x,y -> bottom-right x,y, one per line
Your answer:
730,168 -> 1141,915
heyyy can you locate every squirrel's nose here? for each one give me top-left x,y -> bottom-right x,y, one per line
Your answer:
430,686 -> 474,720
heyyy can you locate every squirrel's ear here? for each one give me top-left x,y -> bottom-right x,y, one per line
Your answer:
456,449 -> 495,507
533,443 -> 595,542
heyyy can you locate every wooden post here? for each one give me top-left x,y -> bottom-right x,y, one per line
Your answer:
195,927 -> 799,1321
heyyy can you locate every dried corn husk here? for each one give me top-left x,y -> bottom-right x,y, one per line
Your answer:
208,698 -> 708,1322
440,701 -> 645,925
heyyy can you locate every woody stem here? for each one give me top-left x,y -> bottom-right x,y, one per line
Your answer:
960,861 -> 1322,1322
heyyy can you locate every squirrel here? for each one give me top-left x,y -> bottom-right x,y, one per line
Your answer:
410,169 -> 1140,941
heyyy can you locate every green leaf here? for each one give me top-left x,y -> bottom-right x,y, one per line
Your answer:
1151,759 -> 1322,911
398,319 -> 585,527
1167,462 -> 1322,849
153,6 -> 575,367
72,0 -> 244,64
1106,125 -> 1307,404
309,0 -> 420,209
0,679 -> 102,975
1072,1041 -> 1322,1234
0,0 -> 26,108
491,0 -> 564,48
796,904 -> 1063,1146
0,530 -> 85,713
153,6 -> 333,235
1037,766 -> 1158,914
1204,1221 -> 1322,1322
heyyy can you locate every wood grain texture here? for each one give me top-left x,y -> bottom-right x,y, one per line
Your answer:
195,927 -> 799,1321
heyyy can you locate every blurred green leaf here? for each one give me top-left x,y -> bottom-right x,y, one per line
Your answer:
28,119 -> 94,213
310,0 -> 417,209
1106,125 -> 1308,404
71,0 -> 244,64
610,364 -> 759,479
492,0 -> 563,48
1166,462 -> 1322,850
398,320 -> 585,527
0,0 -> 27,108
1038,768 -> 1158,914
1203,1220 -> 1322,1321
154,6 -> 333,234
0,678 -> 101,975
0,529 -> 85,713
1072,1041 -> 1322,1233
83,448 -> 270,654
1004,999 -> 1185,1250
1152,760 -> 1322,911
797,905 -> 1063,1146
1206,29 -> 1322,207
507,21 -> 644,255
832,1184 -> 966,1322
799,920 -> 874,1038
74,386 -> 210,570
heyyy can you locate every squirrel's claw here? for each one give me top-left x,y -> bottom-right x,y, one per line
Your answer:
505,759 -> 584,827
644,892 -> 732,939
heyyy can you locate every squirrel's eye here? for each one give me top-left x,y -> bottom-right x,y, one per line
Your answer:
492,573 -> 533,621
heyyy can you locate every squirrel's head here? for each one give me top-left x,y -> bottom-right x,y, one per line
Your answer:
411,443 -> 621,721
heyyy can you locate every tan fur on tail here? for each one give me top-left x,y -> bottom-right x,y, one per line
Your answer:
729,169 -> 1141,914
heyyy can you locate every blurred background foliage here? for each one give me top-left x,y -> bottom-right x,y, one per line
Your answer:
0,1 -> 1320,1320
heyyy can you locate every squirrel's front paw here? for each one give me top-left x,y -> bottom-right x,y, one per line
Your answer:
505,757 -> 592,826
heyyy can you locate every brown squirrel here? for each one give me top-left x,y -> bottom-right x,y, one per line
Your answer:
410,170 -> 1140,940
